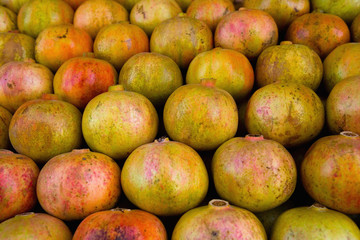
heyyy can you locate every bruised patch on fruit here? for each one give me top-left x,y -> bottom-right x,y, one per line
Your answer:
113,226 -> 142,240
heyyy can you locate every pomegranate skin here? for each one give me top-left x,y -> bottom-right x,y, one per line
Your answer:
172,199 -> 267,240
0,106 -> 12,149
301,131 -> 360,214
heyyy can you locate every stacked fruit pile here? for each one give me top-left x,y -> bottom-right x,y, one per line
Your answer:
1,0 -> 360,239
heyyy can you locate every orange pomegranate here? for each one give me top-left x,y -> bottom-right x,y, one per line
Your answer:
285,11 -> 350,59
242,0 -> 310,31
0,6 -> 17,33
0,106 -> 12,149
73,0 -> 129,39
35,24 -> 93,72
186,47 -> 254,101
130,0 -> 182,36
94,22 -> 149,71
73,208 -> 167,240
215,8 -> 278,59
53,55 -> 117,110
0,150 -> 39,222
36,149 -> 121,221
0,59 -> 53,113
17,0 -> 74,38
121,137 -> 209,216
150,13 -> 213,69
186,0 -> 235,32
0,31 -> 34,67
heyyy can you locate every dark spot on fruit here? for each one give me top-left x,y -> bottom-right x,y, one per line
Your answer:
87,229 -> 107,240
82,157 -> 86,160
294,7 -> 299,12
57,28 -> 69,39
212,230 -> 219,236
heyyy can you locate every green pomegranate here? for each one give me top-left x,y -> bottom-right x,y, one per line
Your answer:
163,79 -> 238,151
82,85 -> 158,160
311,0 -> 360,24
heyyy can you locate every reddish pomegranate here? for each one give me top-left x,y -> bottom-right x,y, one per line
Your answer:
301,131 -> 360,214
150,13 -> 213,69
0,212 -> 72,239
121,137 -> 209,216
9,94 -> 82,164
82,85 -> 158,160
36,149 -> 121,221
0,6 -> 17,32
163,79 -> 238,151
172,199 -> 267,239
0,150 -> 39,222
0,59 -> 53,113
73,208 -> 167,239
214,7 -> 278,59
212,134 -> 297,212
0,106 -> 12,149
53,54 -> 117,110
271,203 -> 360,239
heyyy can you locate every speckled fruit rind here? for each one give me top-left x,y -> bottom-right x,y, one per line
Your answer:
73,208 -> 167,239
9,94 -> 82,164
36,149 -> 121,221
53,56 -> 117,110
94,22 -> 148,71
82,85 -> 158,160
73,0 -> 129,39
121,138 -> 209,216
172,199 -> 267,240
271,204 -> 360,239
311,0 -> 360,24
212,135 -> 297,212
242,0 -> 310,31
0,6 -> 17,33
301,132 -> 360,214
0,150 -> 39,222
186,47 -> 254,101
0,31 -> 34,67
326,76 -> 360,135
255,41 -> 323,91
0,106 -> 12,149
323,42 -> 360,93
245,82 -> 324,148
119,52 -> 183,108
0,60 -> 53,113
214,8 -> 278,60
150,13 -> 213,69
0,212 -> 72,239
163,79 -> 238,151
285,11 -> 350,59
17,0 -> 74,38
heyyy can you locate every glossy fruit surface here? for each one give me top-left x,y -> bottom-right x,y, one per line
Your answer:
121,138 -> 209,216
37,149 -> 121,221
0,150 -> 39,222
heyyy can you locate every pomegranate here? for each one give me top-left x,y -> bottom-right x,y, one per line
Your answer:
0,59 -> 53,113
163,79 -> 238,151
115,0 -> 141,11
186,47 -> 254,101
73,0 -> 129,39
119,52 -> 183,108
172,199 -> 267,239
0,150 -> 39,222
36,149 -> 121,221
150,13 -> 213,69
0,106 -> 12,149
311,0 -> 360,24
255,41 -> 323,90
9,94 -> 82,164
121,137 -> 209,216
351,13 -> 360,42
94,22 -> 149,71
245,82 -> 325,148
0,0 -> 30,13
212,134 -> 297,212
301,131 -> 360,214
82,85 -> 158,160
130,0 -> 182,36
73,208 -> 167,239
35,24 -> 93,72
271,203 -> 360,239
53,54 -> 117,110
0,212 -> 72,239
17,0 -> 74,38
326,75 -> 360,135
0,6 -> 17,32
285,11 -> 350,59
0,31 -> 34,67
214,7 -> 278,60
63,0 -> 87,10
